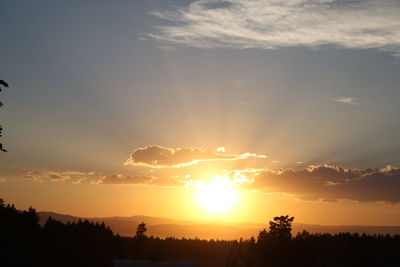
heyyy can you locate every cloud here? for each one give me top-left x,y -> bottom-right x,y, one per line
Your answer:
21,163 -> 400,203
246,164 -> 400,203
149,0 -> 400,57
22,170 -> 185,187
231,79 -> 245,88
96,174 -> 183,186
97,174 -> 154,185
125,145 -> 266,168
23,171 -> 96,183
331,97 -> 360,105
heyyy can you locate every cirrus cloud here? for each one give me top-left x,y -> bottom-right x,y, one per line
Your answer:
149,0 -> 400,57
331,97 -> 360,105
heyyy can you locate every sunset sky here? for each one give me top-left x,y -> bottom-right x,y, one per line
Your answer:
1,0 -> 400,226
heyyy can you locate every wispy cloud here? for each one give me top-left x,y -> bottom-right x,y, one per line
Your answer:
331,97 -> 360,105
93,174 -> 155,185
150,0 -> 400,57
125,145 -> 266,168
23,171 -> 97,184
91,174 -> 184,187
22,171 -> 182,186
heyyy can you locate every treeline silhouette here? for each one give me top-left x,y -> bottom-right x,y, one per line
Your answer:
227,216 -> 400,267
1,199 -> 400,267
0,199 -> 231,267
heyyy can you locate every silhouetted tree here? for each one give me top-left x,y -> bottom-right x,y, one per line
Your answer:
136,222 -> 147,240
132,222 -> 148,259
0,199 -> 41,266
257,228 -> 269,243
269,215 -> 294,239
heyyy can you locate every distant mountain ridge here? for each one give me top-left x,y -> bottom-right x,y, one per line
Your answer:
38,211 -> 400,239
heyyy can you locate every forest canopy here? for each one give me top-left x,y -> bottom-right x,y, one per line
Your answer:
0,199 -> 399,267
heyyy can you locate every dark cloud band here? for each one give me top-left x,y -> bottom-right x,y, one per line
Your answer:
249,165 -> 400,203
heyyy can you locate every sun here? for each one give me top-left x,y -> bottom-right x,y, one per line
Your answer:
195,178 -> 238,214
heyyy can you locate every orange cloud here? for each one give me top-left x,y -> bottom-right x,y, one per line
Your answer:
96,174 -> 183,187
125,145 -> 266,168
22,162 -> 400,203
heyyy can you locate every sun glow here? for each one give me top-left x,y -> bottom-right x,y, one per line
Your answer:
195,176 -> 238,214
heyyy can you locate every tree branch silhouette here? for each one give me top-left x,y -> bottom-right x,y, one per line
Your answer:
0,79 -> 9,152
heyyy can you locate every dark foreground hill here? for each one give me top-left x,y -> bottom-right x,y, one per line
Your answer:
39,211 -> 400,239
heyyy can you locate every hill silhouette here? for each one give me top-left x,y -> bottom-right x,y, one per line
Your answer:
38,211 -> 400,239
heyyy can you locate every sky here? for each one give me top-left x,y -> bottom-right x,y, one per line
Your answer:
1,0 -> 400,226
